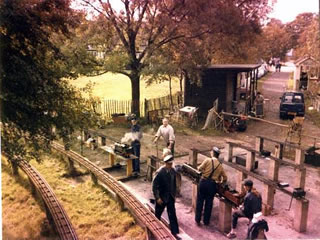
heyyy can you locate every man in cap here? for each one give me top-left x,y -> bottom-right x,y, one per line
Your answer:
130,117 -> 143,175
153,118 -> 175,155
227,179 -> 262,239
152,154 -> 179,236
195,147 -> 227,226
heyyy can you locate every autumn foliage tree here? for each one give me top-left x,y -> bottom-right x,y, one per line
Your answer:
0,0 -> 97,173
81,0 -> 271,116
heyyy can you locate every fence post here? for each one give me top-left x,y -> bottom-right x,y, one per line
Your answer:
144,98 -> 148,119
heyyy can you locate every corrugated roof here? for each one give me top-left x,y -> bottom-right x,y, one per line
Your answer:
206,64 -> 261,71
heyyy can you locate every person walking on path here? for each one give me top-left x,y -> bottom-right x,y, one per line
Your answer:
153,118 -> 175,155
131,117 -> 143,175
255,92 -> 264,118
152,154 -> 180,237
227,179 -> 262,239
195,147 -> 228,226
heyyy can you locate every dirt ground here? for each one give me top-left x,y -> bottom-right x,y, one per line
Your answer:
80,65 -> 320,240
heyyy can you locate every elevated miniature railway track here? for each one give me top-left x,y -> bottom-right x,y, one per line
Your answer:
51,141 -> 175,240
18,160 -> 78,240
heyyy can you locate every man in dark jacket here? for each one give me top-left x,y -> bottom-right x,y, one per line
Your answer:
152,154 -> 179,236
227,179 -> 262,239
130,117 -> 142,175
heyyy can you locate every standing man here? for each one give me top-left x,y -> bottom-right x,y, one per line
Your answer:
195,147 -> 228,226
227,179 -> 262,239
131,117 -> 142,175
152,155 -> 179,237
153,118 -> 175,155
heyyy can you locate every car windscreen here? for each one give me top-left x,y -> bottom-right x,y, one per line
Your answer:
283,94 -> 303,103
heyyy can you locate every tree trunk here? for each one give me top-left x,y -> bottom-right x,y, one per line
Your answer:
169,75 -> 173,111
130,72 -> 141,117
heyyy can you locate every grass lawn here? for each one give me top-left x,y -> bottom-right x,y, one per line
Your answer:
71,73 -> 181,100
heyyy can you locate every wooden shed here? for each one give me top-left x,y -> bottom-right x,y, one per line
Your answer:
293,56 -> 319,90
184,64 -> 261,118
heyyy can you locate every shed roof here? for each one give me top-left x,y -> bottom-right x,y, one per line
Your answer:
294,56 -> 319,66
205,64 -> 261,72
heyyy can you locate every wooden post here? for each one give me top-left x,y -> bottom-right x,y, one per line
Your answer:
28,177 -> 37,196
97,136 -> 103,146
146,158 -> 153,182
219,199 -> 232,233
189,149 -> 198,168
269,147 -> 280,182
294,198 -> 309,232
192,183 -> 198,212
101,136 -> 106,146
127,158 -> 133,177
236,170 -> 247,193
262,183 -> 275,216
44,204 -> 54,226
268,159 -> 279,182
278,144 -> 284,159
91,172 -> 98,184
116,194 -> 125,211
145,228 -> 154,240
295,148 -> 305,166
255,137 -> 264,153
295,168 -> 306,190
225,143 -> 233,162
67,157 -> 76,176
246,151 -> 255,171
109,153 -> 115,167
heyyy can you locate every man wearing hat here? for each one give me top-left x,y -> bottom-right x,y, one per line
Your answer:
152,154 -> 179,236
195,147 -> 228,226
227,179 -> 262,239
131,117 -> 143,175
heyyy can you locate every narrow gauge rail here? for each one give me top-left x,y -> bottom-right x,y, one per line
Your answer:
51,141 -> 175,240
18,160 -> 78,240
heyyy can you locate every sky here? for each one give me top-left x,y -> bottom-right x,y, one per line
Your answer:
268,0 -> 319,23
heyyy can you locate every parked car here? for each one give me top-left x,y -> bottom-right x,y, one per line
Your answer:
279,91 -> 305,119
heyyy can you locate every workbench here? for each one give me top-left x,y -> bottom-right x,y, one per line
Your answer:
100,145 -> 138,180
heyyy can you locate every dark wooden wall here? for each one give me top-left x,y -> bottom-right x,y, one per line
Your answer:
184,69 -> 237,118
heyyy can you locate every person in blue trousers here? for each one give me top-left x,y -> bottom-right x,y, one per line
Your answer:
131,117 -> 142,175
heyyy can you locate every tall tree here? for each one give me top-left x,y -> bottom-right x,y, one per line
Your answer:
285,13 -> 316,51
258,19 -> 291,60
0,0 -> 96,172
294,16 -> 320,59
81,0 -> 271,116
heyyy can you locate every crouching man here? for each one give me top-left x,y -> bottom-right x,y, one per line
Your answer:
227,179 -> 262,239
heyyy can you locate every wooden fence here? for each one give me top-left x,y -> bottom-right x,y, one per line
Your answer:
145,92 -> 182,112
92,92 -> 182,118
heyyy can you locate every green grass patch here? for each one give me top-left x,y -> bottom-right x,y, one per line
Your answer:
71,72 -> 181,100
